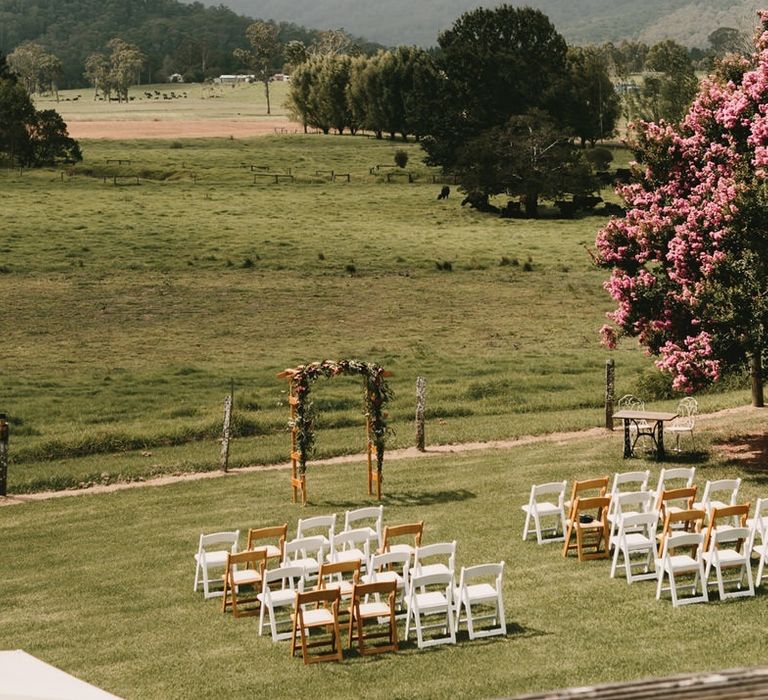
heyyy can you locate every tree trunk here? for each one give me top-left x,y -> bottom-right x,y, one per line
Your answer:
523,192 -> 539,218
751,352 -> 764,407
264,79 -> 271,115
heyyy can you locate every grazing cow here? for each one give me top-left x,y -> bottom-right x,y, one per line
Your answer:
573,194 -> 603,210
499,200 -> 522,218
602,202 -> 626,217
555,200 -> 577,219
437,185 -> 450,200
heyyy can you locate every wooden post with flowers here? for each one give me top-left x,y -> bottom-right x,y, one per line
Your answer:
278,360 -> 392,504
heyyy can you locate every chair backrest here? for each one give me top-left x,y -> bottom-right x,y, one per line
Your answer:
701,478 -> 741,508
567,478 -> 609,520
615,490 -> 655,515
344,506 -> 384,540
574,495 -> 611,522
198,530 -> 239,555
618,511 -> 658,538
661,531 -> 704,559
751,497 -> 768,535
368,550 -> 411,580
295,587 -> 341,611
331,527 -> 374,551
458,562 -> 504,588
657,486 -> 697,519
381,522 -> 424,552
318,559 -> 361,584
703,503 -> 750,551
611,470 -> 651,494
655,467 -> 696,495
283,536 -> 325,562
262,564 -> 306,589
410,570 -> 454,593
659,509 -> 706,553
617,394 -> 644,411
226,548 -> 267,574
351,579 -> 397,604
708,526 -> 752,555
247,524 -> 288,556
413,541 -> 456,574
530,481 -> 566,504
297,514 -> 336,541
673,398 -> 698,428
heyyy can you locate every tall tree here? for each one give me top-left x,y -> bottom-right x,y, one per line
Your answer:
233,20 -> 281,115
420,6 -> 567,172
562,46 -> 620,147
106,39 -> 145,102
596,13 -> 768,405
7,41 -> 60,95
83,52 -> 109,100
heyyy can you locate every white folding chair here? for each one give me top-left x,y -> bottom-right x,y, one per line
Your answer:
344,505 -> 384,549
412,541 -> 456,579
297,514 -> 336,556
610,511 -> 659,583
608,491 -> 656,544
694,478 -> 741,516
282,536 -> 325,582
405,571 -> 456,649
610,470 -> 651,497
655,531 -> 708,607
747,497 -> 768,537
667,397 -> 698,452
521,481 -> 566,544
327,528 -> 374,575
193,530 -> 239,599
364,550 -> 411,615
703,526 -> 755,600
753,517 -> 768,587
652,467 -> 696,503
257,564 -> 305,642
454,562 -> 506,640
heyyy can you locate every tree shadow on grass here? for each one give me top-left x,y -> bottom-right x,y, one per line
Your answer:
318,489 -> 476,509
713,433 -> 768,484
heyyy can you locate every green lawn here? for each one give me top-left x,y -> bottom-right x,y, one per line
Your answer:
3,407 -> 768,699
1,133 -> 753,493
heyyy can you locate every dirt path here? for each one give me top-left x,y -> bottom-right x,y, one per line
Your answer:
0,405 -> 761,507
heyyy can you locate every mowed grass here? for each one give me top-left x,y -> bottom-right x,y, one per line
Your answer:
3,408 -> 768,699
0,133 -> 752,492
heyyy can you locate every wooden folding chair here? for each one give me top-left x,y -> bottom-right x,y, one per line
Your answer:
562,496 -> 611,560
317,560 -> 360,620
246,524 -> 288,568
290,588 -> 343,664
656,508 -> 706,557
380,522 -> 424,558
656,486 -> 697,526
563,477 -> 609,524
348,580 -> 398,655
222,548 -> 267,617
702,503 -> 750,552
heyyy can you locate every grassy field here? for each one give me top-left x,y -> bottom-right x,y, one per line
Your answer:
0,129 -> 753,494
3,408 -> 768,699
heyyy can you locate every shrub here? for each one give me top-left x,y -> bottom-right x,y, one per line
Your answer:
394,150 -> 409,168
345,263 -> 356,275
585,146 -> 614,171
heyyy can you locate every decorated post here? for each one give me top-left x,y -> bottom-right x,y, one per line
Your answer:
277,360 -> 393,504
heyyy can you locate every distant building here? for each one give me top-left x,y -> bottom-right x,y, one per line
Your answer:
214,74 -> 255,85
271,73 -> 290,82
168,73 -> 184,83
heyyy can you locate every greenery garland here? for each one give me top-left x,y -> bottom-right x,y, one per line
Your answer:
289,360 -> 393,477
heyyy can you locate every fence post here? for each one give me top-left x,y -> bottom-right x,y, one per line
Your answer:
219,382 -> 233,472
415,376 -> 427,451
605,359 -> 615,430
0,413 -> 8,497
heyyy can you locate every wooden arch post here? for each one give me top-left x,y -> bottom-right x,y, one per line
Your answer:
277,361 -> 392,505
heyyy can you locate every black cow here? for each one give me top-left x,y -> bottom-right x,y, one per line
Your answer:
437,185 -> 450,200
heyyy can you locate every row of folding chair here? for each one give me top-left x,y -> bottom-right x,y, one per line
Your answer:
522,474 -> 768,607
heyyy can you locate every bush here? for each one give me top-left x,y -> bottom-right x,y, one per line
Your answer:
394,150 -> 409,168
585,147 -> 614,171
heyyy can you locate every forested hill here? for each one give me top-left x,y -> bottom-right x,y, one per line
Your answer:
0,0 -> 373,88
216,0 -> 763,48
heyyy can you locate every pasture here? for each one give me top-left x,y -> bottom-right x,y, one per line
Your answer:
0,128 -> 752,494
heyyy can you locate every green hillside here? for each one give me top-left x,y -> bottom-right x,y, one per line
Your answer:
218,0 -> 763,47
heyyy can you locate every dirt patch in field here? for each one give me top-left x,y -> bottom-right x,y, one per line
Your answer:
714,433 -> 768,473
65,118 -> 304,139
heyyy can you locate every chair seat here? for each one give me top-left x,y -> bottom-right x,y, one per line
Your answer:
330,549 -> 366,564
324,580 -> 355,596
258,589 -> 297,606
623,533 -> 654,548
358,601 -> 392,618
231,569 -> 261,586
291,557 -> 320,573
754,543 -> 768,556
388,544 -> 416,557
521,501 -> 560,516
364,571 -> 404,589
663,554 -> 699,571
704,549 -> 748,566
299,608 -> 336,627
195,550 -> 228,567
414,591 -> 449,611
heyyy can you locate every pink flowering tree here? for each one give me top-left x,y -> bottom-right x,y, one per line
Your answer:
595,12 -> 768,406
